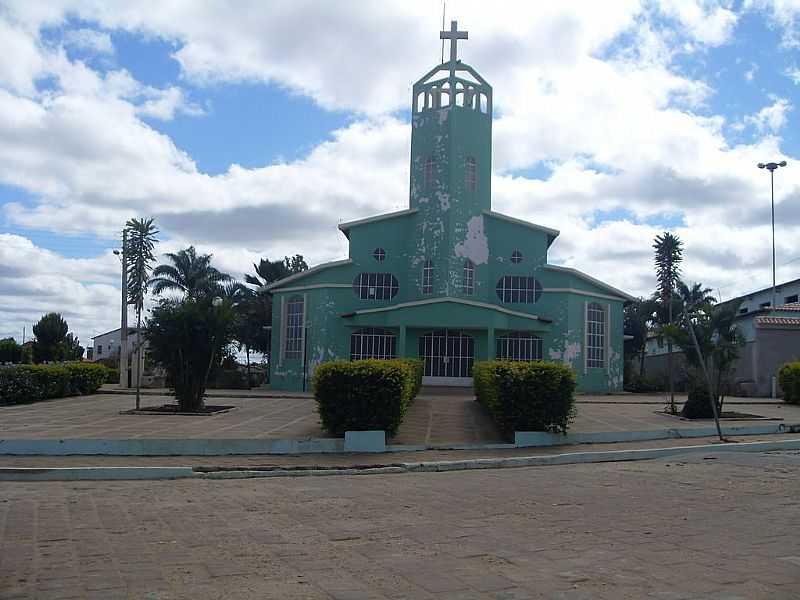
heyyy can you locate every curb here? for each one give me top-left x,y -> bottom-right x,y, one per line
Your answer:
2,438 -> 799,481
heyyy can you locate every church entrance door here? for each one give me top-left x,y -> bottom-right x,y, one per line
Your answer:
419,329 -> 475,386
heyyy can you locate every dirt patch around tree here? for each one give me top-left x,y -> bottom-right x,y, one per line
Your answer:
121,404 -> 236,416
654,410 -> 781,421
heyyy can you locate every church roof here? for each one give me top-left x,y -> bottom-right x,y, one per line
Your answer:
262,259 -> 352,292
337,208 -> 418,239
483,210 -> 560,245
341,296 -> 552,323
544,265 -> 636,301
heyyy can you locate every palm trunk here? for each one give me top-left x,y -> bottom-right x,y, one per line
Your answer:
135,311 -> 142,410
667,293 -> 675,414
246,345 -> 251,389
688,319 -> 723,441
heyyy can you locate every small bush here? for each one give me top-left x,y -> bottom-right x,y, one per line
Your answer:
624,374 -> 663,393
313,359 -> 422,436
778,362 -> 800,405
0,363 -> 111,405
104,367 -> 120,384
680,380 -> 719,419
474,360 -> 576,436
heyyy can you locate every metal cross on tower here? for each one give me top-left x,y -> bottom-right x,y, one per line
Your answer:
440,20 -> 468,65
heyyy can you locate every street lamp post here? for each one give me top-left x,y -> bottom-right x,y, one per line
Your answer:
112,232 -> 128,389
757,161 -> 787,309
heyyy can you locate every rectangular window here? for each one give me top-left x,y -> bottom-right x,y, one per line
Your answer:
463,260 -> 475,295
422,260 -> 434,295
350,328 -> 397,360
465,157 -> 477,192
785,294 -> 798,304
97,345 -> 102,355
284,296 -> 304,359
586,303 -> 606,369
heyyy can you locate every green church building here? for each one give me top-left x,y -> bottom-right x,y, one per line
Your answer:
267,22 -> 633,392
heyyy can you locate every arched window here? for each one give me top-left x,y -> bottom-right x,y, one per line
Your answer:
424,156 -> 436,189
465,157 -> 477,192
422,259 -> 434,294
284,295 -> 304,359
352,273 -> 399,300
496,332 -> 542,361
496,276 -> 542,304
462,259 -> 475,295
586,302 -> 606,368
350,328 -> 397,360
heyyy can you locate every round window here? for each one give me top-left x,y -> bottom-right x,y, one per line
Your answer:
373,248 -> 386,261
511,250 -> 523,264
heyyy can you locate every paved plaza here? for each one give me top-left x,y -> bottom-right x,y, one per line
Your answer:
1,390 -> 797,445
1,450 -> 798,599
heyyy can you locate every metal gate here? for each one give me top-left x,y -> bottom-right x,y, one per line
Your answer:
419,330 -> 475,383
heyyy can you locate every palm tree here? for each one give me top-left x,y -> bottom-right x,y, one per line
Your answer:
653,232 -> 684,413
124,217 -> 159,409
150,246 -> 232,299
245,254 -> 308,288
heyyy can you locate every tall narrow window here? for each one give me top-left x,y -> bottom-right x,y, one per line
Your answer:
586,302 -> 606,368
284,295 -> 304,359
422,259 -> 434,295
424,156 -> 436,189
465,157 -> 477,192
462,259 -> 475,295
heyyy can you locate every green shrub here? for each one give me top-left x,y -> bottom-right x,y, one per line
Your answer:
313,359 -> 422,436
474,360 -> 576,436
104,367 -> 120,384
0,363 -> 110,405
624,374 -> 663,393
779,362 -> 800,405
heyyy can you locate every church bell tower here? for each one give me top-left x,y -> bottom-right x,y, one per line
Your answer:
408,21 -> 493,296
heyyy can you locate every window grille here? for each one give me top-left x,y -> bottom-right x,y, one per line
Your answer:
373,247 -> 386,261
495,275 -> 542,303
352,273 -> 399,300
496,332 -> 542,361
419,330 -> 475,378
422,260 -> 434,294
465,157 -> 477,192
511,250 -> 523,264
350,328 -> 397,360
462,259 -> 475,295
586,302 -> 605,368
284,295 -> 304,359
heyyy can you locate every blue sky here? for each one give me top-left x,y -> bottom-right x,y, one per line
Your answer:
1,0 -> 799,344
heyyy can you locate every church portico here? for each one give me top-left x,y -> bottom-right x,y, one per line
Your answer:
267,22 -> 632,393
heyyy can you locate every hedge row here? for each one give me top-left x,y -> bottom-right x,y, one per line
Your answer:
779,362 -> 800,405
474,360 -> 576,436
313,359 -> 423,436
0,363 -> 111,405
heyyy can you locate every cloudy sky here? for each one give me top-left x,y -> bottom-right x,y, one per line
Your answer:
1,0 -> 799,347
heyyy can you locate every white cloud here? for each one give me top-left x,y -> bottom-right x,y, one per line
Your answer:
63,27 -> 114,54
787,65 -> 800,83
744,97 -> 792,132
746,0 -> 800,46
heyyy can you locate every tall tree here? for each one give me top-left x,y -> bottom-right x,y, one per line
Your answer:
124,217 -> 159,409
150,246 -> 232,299
32,313 -> 69,363
653,232 -> 684,414
623,297 -> 658,380
62,333 -> 85,361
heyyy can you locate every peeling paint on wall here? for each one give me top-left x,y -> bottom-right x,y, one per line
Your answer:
454,215 -> 489,265
437,107 -> 450,126
436,191 -> 451,211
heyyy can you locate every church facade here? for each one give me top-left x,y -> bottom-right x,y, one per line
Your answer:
267,22 -> 632,393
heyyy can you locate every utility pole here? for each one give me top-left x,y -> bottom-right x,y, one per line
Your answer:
118,231 -> 129,389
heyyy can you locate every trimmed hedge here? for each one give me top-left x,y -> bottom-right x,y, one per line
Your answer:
779,362 -> 800,404
313,359 -> 423,436
0,363 -> 110,405
474,360 -> 576,436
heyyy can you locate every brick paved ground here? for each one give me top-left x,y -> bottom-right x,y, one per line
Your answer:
2,391 -> 798,445
1,450 -> 798,599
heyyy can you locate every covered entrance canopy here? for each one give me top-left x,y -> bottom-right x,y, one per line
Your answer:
342,298 -> 551,386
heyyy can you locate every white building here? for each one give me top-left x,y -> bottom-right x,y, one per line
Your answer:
644,277 -> 800,396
